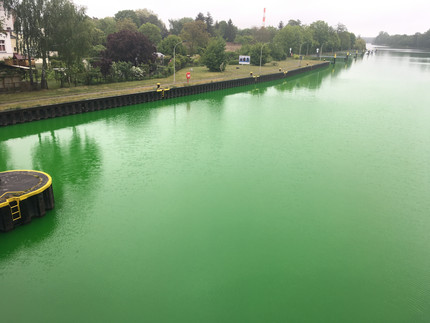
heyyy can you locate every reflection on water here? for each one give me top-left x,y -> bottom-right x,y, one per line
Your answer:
0,142 -> 11,170
0,126 -> 102,261
274,62 -> 351,92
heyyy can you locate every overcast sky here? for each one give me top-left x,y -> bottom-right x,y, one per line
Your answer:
74,0 -> 429,37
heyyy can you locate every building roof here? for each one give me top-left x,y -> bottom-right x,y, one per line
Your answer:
13,53 -> 26,60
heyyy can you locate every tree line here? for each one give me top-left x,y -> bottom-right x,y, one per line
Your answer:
2,0 -> 367,88
374,30 -> 430,49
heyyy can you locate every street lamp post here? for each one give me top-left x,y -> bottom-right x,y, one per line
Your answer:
259,43 -> 265,74
173,40 -> 183,84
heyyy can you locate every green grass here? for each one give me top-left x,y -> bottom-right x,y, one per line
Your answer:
0,59 -> 319,111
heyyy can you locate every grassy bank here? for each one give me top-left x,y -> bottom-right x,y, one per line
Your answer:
0,59 -> 319,111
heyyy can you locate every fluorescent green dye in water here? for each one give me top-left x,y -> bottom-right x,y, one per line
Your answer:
1,48 -> 430,322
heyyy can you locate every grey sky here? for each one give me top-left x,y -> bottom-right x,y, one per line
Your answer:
75,0 -> 429,37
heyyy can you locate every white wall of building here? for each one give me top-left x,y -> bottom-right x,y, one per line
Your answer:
0,3 -> 15,60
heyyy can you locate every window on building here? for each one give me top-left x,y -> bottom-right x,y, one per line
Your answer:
0,40 -> 5,52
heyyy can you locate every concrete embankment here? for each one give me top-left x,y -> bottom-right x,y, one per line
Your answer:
0,62 -> 329,127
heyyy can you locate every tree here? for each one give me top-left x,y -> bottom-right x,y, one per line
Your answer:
336,23 -> 351,51
422,29 -> 430,49
202,37 -> 227,72
215,20 -> 227,39
234,34 -> 254,46
278,21 -> 284,30
273,25 -> 304,56
135,9 -> 167,37
326,27 -> 340,52
224,19 -> 237,42
48,0 -> 93,71
105,29 -> 155,65
310,20 -> 330,50
248,43 -> 270,66
4,0 -> 92,88
338,31 -> 351,51
93,17 -> 117,40
4,0 -> 42,86
374,31 -> 390,45
195,12 -> 205,22
114,10 -> 139,27
302,25 -> 315,55
180,20 -> 209,55
288,19 -> 301,26
205,12 -> 214,36
269,41 -> 286,60
116,18 -> 138,32
158,35 -> 185,56
253,26 -> 276,43
336,23 -> 348,33
349,33 -> 356,49
138,23 -> 161,46
353,37 -> 366,51
169,17 -> 193,35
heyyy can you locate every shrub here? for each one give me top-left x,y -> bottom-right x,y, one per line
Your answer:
248,43 -> 271,66
111,61 -> 133,81
202,38 -> 227,72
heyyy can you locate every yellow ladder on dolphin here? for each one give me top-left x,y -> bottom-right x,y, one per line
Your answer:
8,198 -> 22,221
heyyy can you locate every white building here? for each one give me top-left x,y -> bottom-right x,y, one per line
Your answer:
0,2 -> 16,60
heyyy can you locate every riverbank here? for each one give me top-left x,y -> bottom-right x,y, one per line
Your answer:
0,60 -> 329,126
0,60 -> 320,111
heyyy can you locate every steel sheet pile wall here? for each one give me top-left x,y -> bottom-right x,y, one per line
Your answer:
0,62 -> 329,127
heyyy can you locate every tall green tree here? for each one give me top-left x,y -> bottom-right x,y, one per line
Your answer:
374,31 -> 390,45
180,20 -> 209,55
48,0 -> 92,70
353,37 -> 367,51
158,35 -> 185,56
4,0 -> 42,85
215,20 -> 227,39
224,19 -> 237,42
248,43 -> 270,66
273,25 -> 304,56
310,20 -> 330,51
253,26 -> 277,43
138,22 -> 161,46
205,12 -> 214,36
326,27 -> 340,52
116,18 -> 138,32
338,32 -> 351,50
4,0 -> 92,88
195,12 -> 205,22
135,9 -> 167,37
114,10 -> 139,27
168,17 -> 193,35
93,17 -> 117,40
202,37 -> 226,72
288,19 -> 301,26
302,25 -> 315,55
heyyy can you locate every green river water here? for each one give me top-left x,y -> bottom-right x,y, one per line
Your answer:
1,48 -> 430,322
